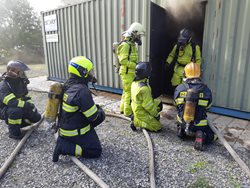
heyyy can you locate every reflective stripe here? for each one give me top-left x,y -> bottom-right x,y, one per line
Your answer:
3,93 -> 15,105
62,102 -> 79,112
63,93 -> 68,101
196,119 -> 208,126
199,93 -> 204,98
198,99 -> 209,107
180,92 -> 187,97
175,98 -> 184,105
8,118 -> 22,125
59,125 -> 90,137
83,105 -> 98,118
18,100 -> 25,107
75,144 -> 82,156
177,114 -> 182,123
144,101 -> 153,108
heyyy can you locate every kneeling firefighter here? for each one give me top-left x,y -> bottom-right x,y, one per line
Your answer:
52,56 -> 105,162
0,60 -> 41,139
174,62 -> 217,151
131,62 -> 163,132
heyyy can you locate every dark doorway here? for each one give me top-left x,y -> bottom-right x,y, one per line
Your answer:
149,1 -> 206,98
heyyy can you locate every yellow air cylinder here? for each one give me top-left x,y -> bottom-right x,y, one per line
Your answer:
44,82 -> 63,123
183,89 -> 198,123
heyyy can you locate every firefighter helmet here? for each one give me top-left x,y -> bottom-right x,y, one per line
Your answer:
135,62 -> 152,80
184,62 -> 200,78
123,22 -> 145,37
6,60 -> 30,78
68,56 -> 93,78
178,28 -> 191,46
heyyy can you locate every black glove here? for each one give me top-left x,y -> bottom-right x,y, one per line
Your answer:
155,114 -> 160,121
24,101 -> 35,110
91,106 -> 105,127
157,101 -> 163,112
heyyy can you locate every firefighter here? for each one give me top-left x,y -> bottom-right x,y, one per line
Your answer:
116,22 -> 145,117
130,62 -> 163,132
53,56 -> 105,162
0,60 -> 41,139
174,62 -> 216,151
165,28 -> 201,87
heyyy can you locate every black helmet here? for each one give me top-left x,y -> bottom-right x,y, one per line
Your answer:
6,60 -> 30,78
178,28 -> 191,46
135,62 -> 152,80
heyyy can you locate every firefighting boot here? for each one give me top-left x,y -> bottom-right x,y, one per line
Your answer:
177,126 -> 185,139
53,137 -> 64,162
53,137 -> 78,162
194,130 -> 205,151
8,125 -> 24,140
130,122 -> 137,131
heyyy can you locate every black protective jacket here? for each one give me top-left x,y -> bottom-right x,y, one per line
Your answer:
59,76 -> 105,133
174,78 -> 212,126
0,77 -> 30,110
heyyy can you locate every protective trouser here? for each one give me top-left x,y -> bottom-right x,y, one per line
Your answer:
133,99 -> 162,132
3,106 -> 41,137
120,73 -> 135,116
54,128 -> 102,160
171,65 -> 186,86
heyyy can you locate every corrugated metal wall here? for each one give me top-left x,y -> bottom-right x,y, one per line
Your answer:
42,0 -> 151,89
202,0 -> 250,112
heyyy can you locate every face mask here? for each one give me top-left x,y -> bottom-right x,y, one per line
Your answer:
134,36 -> 142,46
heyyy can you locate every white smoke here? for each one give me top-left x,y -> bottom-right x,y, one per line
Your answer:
163,0 -> 202,23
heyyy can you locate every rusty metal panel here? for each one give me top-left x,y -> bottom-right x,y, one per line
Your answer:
41,0 -> 151,89
202,0 -> 250,112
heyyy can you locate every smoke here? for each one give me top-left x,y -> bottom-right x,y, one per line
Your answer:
164,0 -> 203,23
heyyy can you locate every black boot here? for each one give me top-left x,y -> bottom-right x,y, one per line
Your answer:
8,125 -> 24,140
177,125 -> 185,139
53,137 -> 63,162
130,122 -> 137,131
53,137 -> 78,162
194,130 -> 205,151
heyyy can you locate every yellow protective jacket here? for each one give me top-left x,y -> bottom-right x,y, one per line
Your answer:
166,43 -> 201,66
131,79 -> 162,131
117,39 -> 138,75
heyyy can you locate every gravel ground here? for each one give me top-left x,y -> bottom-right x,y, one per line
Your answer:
0,91 -> 250,188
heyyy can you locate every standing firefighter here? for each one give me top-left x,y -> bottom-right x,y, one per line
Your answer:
53,56 -> 105,162
165,28 -> 201,87
174,62 -> 216,151
0,60 -> 41,139
116,22 -> 145,117
131,62 -> 163,132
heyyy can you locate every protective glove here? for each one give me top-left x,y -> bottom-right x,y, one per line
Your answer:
157,101 -> 163,112
155,114 -> 160,121
24,101 -> 35,110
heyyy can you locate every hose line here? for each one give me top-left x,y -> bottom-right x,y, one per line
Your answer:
0,114 -> 45,179
106,112 -> 156,188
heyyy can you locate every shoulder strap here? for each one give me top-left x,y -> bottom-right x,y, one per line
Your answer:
122,41 -> 132,61
191,42 -> 196,61
138,81 -> 147,88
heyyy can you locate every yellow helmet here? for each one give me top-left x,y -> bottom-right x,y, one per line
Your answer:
68,56 -> 93,78
184,62 -> 200,79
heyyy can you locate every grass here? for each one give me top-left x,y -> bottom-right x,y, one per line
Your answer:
189,160 -> 208,173
188,177 -> 213,188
